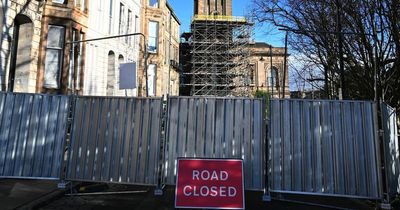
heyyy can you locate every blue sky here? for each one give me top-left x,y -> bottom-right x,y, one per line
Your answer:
168,0 -> 285,47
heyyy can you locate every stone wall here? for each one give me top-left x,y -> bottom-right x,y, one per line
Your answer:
0,0 -> 43,92
195,0 -> 232,15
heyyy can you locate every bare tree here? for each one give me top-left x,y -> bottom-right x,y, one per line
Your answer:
251,0 -> 400,110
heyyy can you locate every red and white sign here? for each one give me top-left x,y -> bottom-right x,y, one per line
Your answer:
175,159 -> 245,209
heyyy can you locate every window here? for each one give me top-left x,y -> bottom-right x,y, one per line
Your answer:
44,25 -> 65,89
148,21 -> 158,53
250,64 -> 255,85
109,0 -> 113,34
147,64 -> 156,96
149,0 -> 159,8
52,0 -> 66,4
134,15 -> 139,33
107,51 -> 116,96
207,0 -> 210,14
126,9 -> 132,44
119,3 -> 125,35
75,0 -> 86,11
69,29 -> 77,90
69,30 -> 84,90
167,12 -> 171,31
76,32 -> 84,90
194,0 -> 198,14
165,39 -> 170,65
98,0 -> 102,11
222,0 -> 226,15
134,15 -> 139,48
268,67 -> 278,88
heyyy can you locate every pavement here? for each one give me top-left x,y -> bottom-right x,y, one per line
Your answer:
0,178 -> 64,210
0,179 -> 382,210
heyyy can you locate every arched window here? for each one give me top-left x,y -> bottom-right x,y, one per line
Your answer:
268,66 -> 279,88
9,14 -> 34,92
194,0 -> 199,14
118,55 -> 124,64
222,0 -> 226,15
207,0 -> 210,14
107,51 -> 115,96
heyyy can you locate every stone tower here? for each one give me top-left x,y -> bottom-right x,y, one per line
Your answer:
194,0 -> 232,16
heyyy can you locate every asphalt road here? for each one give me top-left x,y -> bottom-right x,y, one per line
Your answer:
37,183 -> 377,210
0,179 -> 381,210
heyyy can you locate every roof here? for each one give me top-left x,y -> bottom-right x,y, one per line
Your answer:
250,42 -> 285,49
166,1 -> 181,25
249,42 -> 289,56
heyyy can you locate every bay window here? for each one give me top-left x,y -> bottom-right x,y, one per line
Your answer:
44,25 -> 65,89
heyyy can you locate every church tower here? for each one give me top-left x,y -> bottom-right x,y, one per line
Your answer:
179,0 -> 252,96
194,0 -> 232,16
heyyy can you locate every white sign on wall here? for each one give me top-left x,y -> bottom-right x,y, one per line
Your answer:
119,62 -> 137,89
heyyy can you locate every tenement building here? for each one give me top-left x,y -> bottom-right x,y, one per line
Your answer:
84,0 -> 142,97
37,0 -> 88,95
140,0 -> 180,97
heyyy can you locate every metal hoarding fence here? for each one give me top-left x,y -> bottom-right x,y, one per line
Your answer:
381,103 -> 400,199
0,92 -> 70,179
66,96 -> 163,186
268,99 -> 382,199
0,91 -> 395,202
163,97 -> 266,190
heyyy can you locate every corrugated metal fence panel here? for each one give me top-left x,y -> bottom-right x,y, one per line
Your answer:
0,92 -> 69,179
381,103 -> 400,197
164,97 -> 266,190
269,99 -> 381,199
66,97 -> 163,186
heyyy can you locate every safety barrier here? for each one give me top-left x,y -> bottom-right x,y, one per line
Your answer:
381,103 -> 400,198
0,92 -> 69,179
268,99 -> 382,199
0,92 -> 395,201
163,97 -> 266,190
66,96 -> 163,186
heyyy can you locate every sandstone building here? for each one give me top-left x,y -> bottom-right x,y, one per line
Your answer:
194,0 -> 232,15
37,0 -> 88,95
249,42 -> 289,98
139,0 -> 180,97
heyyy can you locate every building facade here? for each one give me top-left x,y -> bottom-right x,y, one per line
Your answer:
37,0 -> 88,95
249,42 -> 289,98
84,0 -> 141,97
0,0 -> 44,93
140,0 -> 180,97
194,0 -> 232,15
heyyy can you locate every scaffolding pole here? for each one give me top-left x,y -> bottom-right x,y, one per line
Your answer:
183,15 -> 253,96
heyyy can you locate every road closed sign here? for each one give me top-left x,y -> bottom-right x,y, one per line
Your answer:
175,158 -> 245,209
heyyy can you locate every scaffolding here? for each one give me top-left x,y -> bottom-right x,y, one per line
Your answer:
183,15 -> 253,96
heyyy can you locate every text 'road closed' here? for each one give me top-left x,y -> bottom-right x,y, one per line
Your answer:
175,159 -> 244,209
